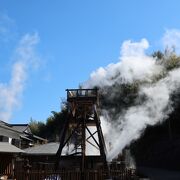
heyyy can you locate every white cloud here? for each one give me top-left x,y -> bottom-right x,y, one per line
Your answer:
0,33 -> 40,122
0,13 -> 17,43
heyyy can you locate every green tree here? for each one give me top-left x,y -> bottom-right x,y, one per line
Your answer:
29,109 -> 67,141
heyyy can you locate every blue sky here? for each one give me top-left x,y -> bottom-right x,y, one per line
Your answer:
0,0 -> 180,123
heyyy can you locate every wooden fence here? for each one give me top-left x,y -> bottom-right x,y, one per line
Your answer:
0,155 -> 14,178
14,169 -> 138,180
0,159 -> 138,179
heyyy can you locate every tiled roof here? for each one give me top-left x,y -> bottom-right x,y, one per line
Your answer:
0,142 -> 24,153
11,124 -> 31,133
0,122 -> 22,139
0,120 -> 45,143
24,142 -> 59,155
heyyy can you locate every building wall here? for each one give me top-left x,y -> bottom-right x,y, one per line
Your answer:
0,136 -> 9,142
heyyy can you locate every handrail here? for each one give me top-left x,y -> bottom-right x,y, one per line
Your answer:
66,89 -> 98,99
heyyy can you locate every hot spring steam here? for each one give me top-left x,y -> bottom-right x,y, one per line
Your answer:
83,38 -> 180,161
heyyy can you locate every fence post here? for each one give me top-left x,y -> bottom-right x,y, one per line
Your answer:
23,159 -> 31,180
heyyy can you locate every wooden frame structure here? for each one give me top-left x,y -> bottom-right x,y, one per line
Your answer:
56,89 -> 109,178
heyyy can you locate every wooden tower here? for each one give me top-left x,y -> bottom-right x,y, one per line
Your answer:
55,89 -> 109,177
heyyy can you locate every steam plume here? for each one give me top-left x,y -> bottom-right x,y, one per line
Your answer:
0,33 -> 40,122
162,29 -> 180,53
83,35 -> 180,161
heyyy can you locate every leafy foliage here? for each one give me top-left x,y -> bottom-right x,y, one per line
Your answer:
29,109 -> 68,141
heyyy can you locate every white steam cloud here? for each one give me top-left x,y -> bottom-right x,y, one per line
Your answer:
105,68 -> 180,160
84,39 -> 162,88
162,29 -> 180,53
0,33 -> 40,122
83,30 -> 180,161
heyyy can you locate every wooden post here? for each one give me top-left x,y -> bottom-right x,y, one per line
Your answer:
23,158 -> 31,180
